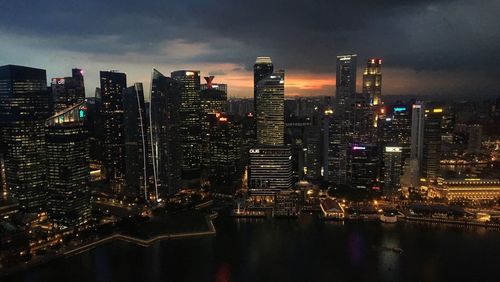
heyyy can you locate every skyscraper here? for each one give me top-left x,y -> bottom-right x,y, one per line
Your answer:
45,102 -> 91,228
362,59 -> 382,106
50,68 -> 85,113
200,76 -> 227,115
248,147 -> 293,196
422,106 -> 443,181
171,70 -> 202,186
123,83 -> 148,200
200,76 -> 228,181
350,144 -> 380,190
329,54 -> 357,186
406,101 -> 425,188
150,69 -> 182,199
383,146 -> 403,197
254,57 -> 274,111
100,70 -> 126,189
206,113 -> 241,192
335,54 -> 357,125
0,65 -> 50,212
255,71 -> 285,145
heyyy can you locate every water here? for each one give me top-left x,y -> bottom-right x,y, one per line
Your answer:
5,216 -> 500,282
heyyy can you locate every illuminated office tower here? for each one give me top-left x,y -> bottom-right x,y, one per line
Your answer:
45,102 -> 91,228
383,146 -> 403,197
328,116 -> 348,185
304,124 -> 322,180
422,107 -> 443,181
0,65 -> 50,212
391,105 -> 412,162
351,92 -> 373,143
255,71 -> 285,145
150,69 -> 183,199
171,70 -> 201,186
206,113 -> 241,191
50,68 -> 85,113
123,83 -> 148,200
406,101 -> 425,187
200,76 -> 227,114
335,54 -> 357,125
248,147 -> 293,197
100,71 -> 127,189
200,76 -> 228,180
329,55 -> 356,185
254,57 -> 274,110
362,58 -> 382,106
410,102 -> 425,162
350,144 -> 380,190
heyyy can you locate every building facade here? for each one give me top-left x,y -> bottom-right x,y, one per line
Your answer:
150,69 -> 182,199
100,70 -> 127,189
0,65 -> 50,212
45,102 -> 91,228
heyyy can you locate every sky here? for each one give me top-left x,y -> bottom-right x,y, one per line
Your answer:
0,0 -> 499,98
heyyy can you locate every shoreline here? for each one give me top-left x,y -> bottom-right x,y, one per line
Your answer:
0,214 -> 217,277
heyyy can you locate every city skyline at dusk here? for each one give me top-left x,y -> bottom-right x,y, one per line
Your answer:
1,0 -> 499,97
1,1 -> 500,281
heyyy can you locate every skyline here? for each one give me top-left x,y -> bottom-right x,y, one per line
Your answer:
1,0 -> 499,98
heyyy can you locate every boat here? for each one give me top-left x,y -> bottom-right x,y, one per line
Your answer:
380,210 -> 398,223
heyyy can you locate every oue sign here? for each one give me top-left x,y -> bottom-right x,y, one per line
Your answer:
249,149 -> 260,154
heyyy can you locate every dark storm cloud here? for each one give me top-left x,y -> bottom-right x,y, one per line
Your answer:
0,0 -> 499,95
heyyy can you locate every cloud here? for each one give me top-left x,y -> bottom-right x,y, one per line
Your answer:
0,0 -> 498,97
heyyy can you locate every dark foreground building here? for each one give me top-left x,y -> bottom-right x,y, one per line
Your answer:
0,65 -> 50,212
45,102 -> 91,228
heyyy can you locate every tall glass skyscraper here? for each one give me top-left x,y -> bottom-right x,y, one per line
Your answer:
329,55 -> 357,186
200,76 -> 228,182
255,71 -> 285,146
100,71 -> 127,190
171,70 -> 201,186
362,59 -> 382,106
124,83 -> 148,200
45,102 -> 91,228
150,69 -> 182,199
422,106 -> 443,182
0,65 -> 50,212
254,57 -> 274,111
335,54 -> 357,123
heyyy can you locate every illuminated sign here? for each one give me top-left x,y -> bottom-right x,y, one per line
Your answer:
393,107 -> 407,112
338,56 -> 352,61
433,108 -> 443,113
218,117 -> 228,122
385,146 -> 402,152
353,146 -> 366,150
185,71 -> 195,76
249,149 -> 260,154
51,78 -> 65,85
